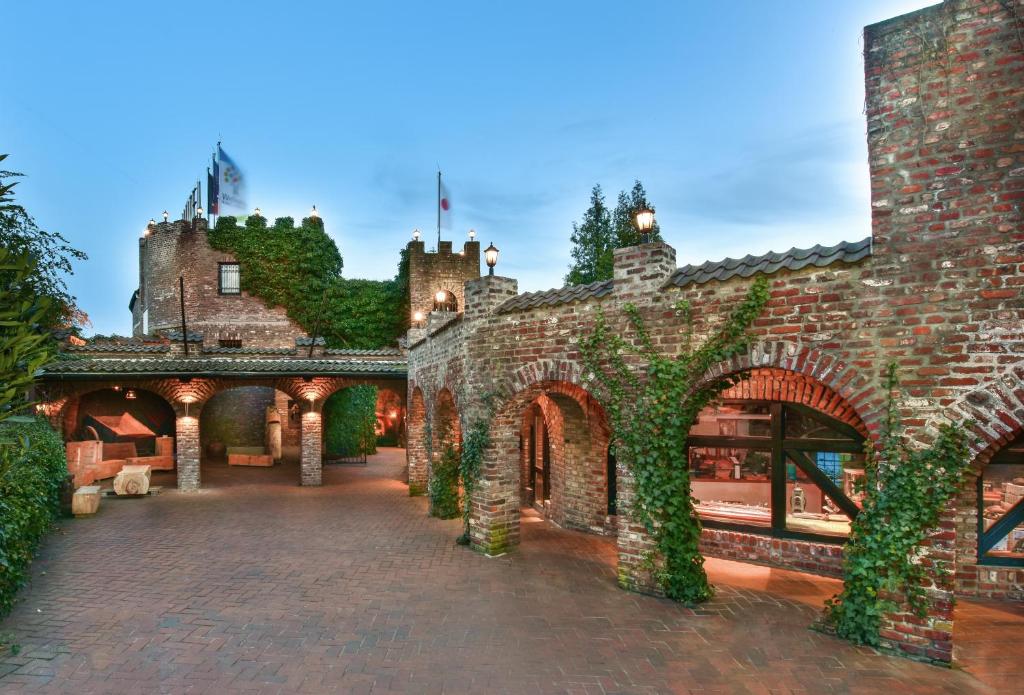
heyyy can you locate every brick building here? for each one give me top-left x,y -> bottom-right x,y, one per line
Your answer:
404,0 -> 1022,665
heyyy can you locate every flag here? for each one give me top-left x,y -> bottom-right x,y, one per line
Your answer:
207,155 -> 220,216
217,145 -> 246,212
439,177 -> 452,229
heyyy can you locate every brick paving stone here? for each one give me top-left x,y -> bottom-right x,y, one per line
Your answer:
0,448 -> 1011,694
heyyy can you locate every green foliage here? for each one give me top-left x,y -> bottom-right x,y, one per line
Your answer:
566,180 -> 662,285
579,277 -> 770,602
457,398 -> 494,544
0,250 -> 54,423
323,386 -> 378,457
429,435 -> 461,520
0,417 -> 67,618
209,215 -> 407,349
0,155 -> 88,331
565,185 -> 614,286
824,364 -> 972,646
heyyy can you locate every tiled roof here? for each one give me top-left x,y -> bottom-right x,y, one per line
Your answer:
295,336 -> 327,347
323,348 -> 403,357
666,237 -> 872,288
40,357 -> 407,378
201,346 -> 297,355
496,279 -> 614,315
65,343 -> 171,354
165,330 -> 204,342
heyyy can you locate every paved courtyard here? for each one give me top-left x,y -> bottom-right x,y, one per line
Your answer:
0,449 -> 1019,694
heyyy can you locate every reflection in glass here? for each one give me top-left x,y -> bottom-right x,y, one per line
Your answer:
689,447 -> 770,526
690,403 -> 770,438
981,463 -> 1024,558
785,465 -> 851,537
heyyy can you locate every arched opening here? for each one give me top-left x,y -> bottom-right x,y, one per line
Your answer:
62,387 -> 176,488
322,385 -> 379,463
406,387 -> 427,495
975,431 -> 1024,566
472,380 -> 611,554
375,388 -> 405,447
432,290 -> 458,313
199,386 -> 297,485
430,388 -> 461,517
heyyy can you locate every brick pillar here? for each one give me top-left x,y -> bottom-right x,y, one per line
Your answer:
406,389 -> 428,495
615,457 -> 661,594
464,275 -> 518,322
612,242 -> 677,304
470,407 -> 521,556
300,404 -> 322,486
175,406 -> 201,491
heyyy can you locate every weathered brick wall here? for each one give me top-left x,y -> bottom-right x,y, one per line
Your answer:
406,0 -> 1022,663
199,386 -> 277,454
408,239 -> 480,321
135,219 -> 305,348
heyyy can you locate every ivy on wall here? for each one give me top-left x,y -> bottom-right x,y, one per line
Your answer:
457,399 -> 494,546
323,385 -> 378,458
824,364 -> 972,646
209,215 -> 408,349
579,277 -> 770,602
429,423 -> 461,520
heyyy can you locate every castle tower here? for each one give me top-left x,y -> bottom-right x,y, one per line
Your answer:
407,238 -> 480,321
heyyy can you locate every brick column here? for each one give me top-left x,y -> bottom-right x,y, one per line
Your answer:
470,408 -> 521,556
175,406 -> 201,491
406,389 -> 428,495
300,404 -> 322,486
612,242 -> 677,304
614,458 -> 661,594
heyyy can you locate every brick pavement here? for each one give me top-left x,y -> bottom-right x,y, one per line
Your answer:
0,449 -> 1010,693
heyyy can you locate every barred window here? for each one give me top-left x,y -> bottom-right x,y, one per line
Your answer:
219,263 -> 240,295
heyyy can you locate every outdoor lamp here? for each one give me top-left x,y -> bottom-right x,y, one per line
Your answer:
162,210 -> 169,222
635,207 -> 655,243
413,228 -> 421,241
149,218 -> 155,226
196,206 -> 203,217
484,242 -> 499,275
413,310 -> 425,325
254,207 -> 261,216
468,229 -> 476,240
125,389 -> 137,400
311,205 -> 318,217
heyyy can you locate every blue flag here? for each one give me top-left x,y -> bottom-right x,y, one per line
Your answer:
217,146 -> 246,212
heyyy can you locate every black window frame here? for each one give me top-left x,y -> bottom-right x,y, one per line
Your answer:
686,400 -> 865,545
218,262 -> 241,295
977,433 -> 1024,567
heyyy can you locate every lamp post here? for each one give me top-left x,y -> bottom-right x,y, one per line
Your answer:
635,207 -> 655,244
412,228 -> 421,242
468,229 -> 476,240
484,242 -> 499,276
162,210 -> 169,222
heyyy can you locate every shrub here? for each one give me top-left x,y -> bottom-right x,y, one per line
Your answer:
0,417 -> 67,617
323,386 -> 378,458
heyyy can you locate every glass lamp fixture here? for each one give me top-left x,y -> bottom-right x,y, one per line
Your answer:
435,290 -> 448,304
310,205 -> 318,217
124,389 -> 137,400
413,310 -> 425,324
413,228 -> 421,241
196,206 -> 203,217
254,207 -> 261,216
468,229 -> 476,240
162,210 -> 169,222
149,218 -> 156,225
635,208 -> 655,242
484,242 -> 499,275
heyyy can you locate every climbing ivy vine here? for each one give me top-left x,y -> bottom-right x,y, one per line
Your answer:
209,215 -> 408,349
823,364 -> 972,646
456,398 -> 494,546
578,277 -> 770,602
429,424 -> 461,520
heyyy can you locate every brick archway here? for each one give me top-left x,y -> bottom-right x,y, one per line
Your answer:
470,377 -> 610,554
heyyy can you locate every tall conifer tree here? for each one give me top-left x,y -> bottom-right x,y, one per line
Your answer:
565,184 -> 614,285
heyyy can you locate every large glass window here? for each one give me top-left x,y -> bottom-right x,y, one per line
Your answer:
687,401 -> 865,541
979,433 -> 1024,565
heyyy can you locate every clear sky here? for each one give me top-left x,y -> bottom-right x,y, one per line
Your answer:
4,1 -> 935,336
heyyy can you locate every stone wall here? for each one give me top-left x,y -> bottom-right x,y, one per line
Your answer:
406,0 -> 1023,663
199,386 -> 277,456
407,239 -> 480,321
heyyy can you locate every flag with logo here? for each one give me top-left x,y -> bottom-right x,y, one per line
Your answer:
207,154 -> 220,216
217,145 -> 247,212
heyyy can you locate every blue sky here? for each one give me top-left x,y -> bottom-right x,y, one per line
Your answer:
4,1 -> 934,336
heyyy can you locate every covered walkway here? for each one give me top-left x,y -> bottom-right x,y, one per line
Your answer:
0,449 -> 1016,693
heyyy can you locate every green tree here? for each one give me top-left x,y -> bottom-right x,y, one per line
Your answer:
0,155 -> 88,331
612,180 -> 662,247
0,250 -> 53,423
565,185 -> 614,286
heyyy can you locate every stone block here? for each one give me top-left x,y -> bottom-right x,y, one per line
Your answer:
113,464 -> 151,495
72,485 -> 101,516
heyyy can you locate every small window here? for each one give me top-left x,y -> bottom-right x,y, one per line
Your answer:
219,263 -> 240,295
218,338 -> 242,349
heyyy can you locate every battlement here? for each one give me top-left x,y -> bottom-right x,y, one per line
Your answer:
407,238 -> 480,322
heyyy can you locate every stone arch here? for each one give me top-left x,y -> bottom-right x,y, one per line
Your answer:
407,386 -> 428,495
470,377 -> 610,554
198,384 -> 293,469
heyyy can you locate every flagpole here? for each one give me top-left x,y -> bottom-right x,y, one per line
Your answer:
437,170 -> 441,248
